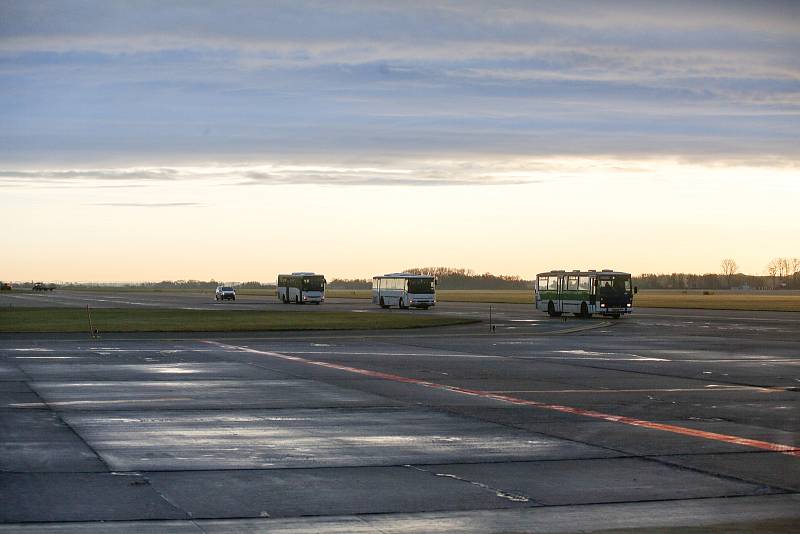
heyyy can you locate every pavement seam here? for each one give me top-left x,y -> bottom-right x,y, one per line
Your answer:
10,359 -> 196,522
138,472 -> 195,521
403,464 -> 540,506
0,495 -> 797,530
540,358 -> 795,391
10,362 -> 117,474
642,452 -> 798,494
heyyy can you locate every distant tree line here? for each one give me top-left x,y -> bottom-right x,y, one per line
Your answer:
42,257 -> 800,291
633,273 -> 769,290
636,257 -> 800,290
403,267 -> 531,290
237,281 -> 276,289
328,278 -> 372,289
329,268 -> 532,290
61,280 -> 276,290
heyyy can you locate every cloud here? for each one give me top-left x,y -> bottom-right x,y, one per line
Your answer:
0,169 -> 179,181
90,202 -> 203,208
1,1 -> 798,166
0,162 -> 534,187
3,157 -> 797,190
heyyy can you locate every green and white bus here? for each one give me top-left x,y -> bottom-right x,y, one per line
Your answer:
277,272 -> 326,304
535,269 -> 636,318
372,273 -> 435,309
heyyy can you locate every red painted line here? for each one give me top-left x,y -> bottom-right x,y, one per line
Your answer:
206,341 -> 800,458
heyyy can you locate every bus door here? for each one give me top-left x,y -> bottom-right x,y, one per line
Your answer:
545,275 -> 562,312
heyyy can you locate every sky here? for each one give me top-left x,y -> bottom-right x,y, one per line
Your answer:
1,0 -> 799,282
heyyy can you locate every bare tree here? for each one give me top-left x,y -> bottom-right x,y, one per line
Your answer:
767,258 -> 780,288
720,259 -> 738,288
778,258 -> 790,277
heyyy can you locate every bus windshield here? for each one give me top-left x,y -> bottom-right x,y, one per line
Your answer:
302,277 -> 325,291
407,278 -> 435,294
597,275 -> 631,297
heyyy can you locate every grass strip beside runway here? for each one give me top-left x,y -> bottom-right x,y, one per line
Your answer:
326,289 -> 800,311
632,291 -> 800,312
7,287 -> 800,311
0,307 -> 478,333
324,289 -> 534,302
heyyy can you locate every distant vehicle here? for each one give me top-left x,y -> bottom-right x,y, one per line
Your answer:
277,273 -> 326,304
215,285 -> 236,301
31,282 -> 55,292
535,269 -> 636,318
372,273 -> 435,309
0,282 -> 11,291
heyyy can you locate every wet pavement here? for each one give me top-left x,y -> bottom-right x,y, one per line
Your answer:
0,300 -> 798,532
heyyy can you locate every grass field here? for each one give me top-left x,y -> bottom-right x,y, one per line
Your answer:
0,308 -> 477,333
331,288 -> 800,311
8,287 -> 799,312
329,288 -> 800,311
633,290 -> 800,312
327,289 -> 536,304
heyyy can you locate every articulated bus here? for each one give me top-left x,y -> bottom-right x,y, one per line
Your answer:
372,273 -> 435,309
535,269 -> 636,318
277,272 -> 326,304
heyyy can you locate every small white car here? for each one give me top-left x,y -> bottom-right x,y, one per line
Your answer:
215,285 -> 236,301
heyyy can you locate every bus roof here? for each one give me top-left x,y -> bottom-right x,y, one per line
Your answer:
374,273 -> 434,279
279,272 -> 323,276
536,269 -> 630,277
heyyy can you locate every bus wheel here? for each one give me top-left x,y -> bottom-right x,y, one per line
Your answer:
547,301 -> 560,317
399,298 -> 406,309
295,295 -> 299,304
380,297 -> 389,309
580,302 -> 590,318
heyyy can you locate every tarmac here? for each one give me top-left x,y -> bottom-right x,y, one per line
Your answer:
0,291 -> 798,532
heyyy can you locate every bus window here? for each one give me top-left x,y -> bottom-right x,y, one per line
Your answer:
547,277 -> 558,291
408,278 -> 434,294
538,276 -> 548,291
599,275 -> 631,296
614,277 -> 631,292
567,276 -> 579,291
598,277 -> 616,297
578,276 -> 590,291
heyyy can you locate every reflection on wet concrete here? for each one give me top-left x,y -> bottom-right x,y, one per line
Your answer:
63,407 -> 611,471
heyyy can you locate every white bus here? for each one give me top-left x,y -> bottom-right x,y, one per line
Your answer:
535,269 -> 637,318
372,273 -> 435,309
277,272 -> 326,304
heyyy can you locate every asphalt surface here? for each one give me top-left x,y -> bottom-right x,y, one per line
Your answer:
1,291 -> 798,532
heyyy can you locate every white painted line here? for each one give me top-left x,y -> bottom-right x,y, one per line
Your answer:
484,386 -> 778,394
285,351 -> 502,359
13,356 -> 80,359
10,398 -> 193,408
